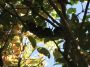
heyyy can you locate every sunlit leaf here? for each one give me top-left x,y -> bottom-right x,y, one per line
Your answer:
51,10 -> 57,19
0,0 -> 90,66
37,47 -> 50,58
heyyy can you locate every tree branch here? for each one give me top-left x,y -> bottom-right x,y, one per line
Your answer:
48,1 -> 88,66
48,0 -> 77,42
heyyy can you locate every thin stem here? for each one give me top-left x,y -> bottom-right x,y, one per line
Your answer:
53,40 -> 63,55
80,0 -> 90,29
81,2 -> 84,12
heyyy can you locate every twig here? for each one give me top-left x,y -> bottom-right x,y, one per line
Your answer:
81,2 -> 84,12
77,11 -> 84,16
52,40 -> 72,65
80,0 -> 90,29
53,40 -> 63,55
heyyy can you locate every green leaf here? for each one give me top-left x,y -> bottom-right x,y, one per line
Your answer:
55,58 -> 66,63
15,43 -> 20,47
62,64 -> 68,67
53,48 -> 62,60
70,0 -> 78,4
44,38 -> 50,43
57,40 -> 64,44
67,8 -> 76,14
0,10 -> 11,26
35,17 -> 46,27
88,8 -> 90,10
36,0 -> 43,6
37,47 -> 50,58
51,10 -> 57,19
80,0 -> 84,2
86,15 -> 90,20
28,36 -> 36,48
86,15 -> 90,18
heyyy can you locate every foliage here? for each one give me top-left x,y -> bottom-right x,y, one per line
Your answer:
0,0 -> 90,67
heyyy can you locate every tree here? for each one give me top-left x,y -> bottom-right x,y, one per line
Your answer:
0,0 -> 90,67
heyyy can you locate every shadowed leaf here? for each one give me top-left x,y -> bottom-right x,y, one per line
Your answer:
37,47 -> 50,58
28,36 -> 36,48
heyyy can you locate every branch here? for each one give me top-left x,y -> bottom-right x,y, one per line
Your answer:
48,1 -> 88,65
77,11 -> 84,16
80,0 -> 90,29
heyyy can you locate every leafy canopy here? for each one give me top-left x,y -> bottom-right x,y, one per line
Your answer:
0,0 -> 90,67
